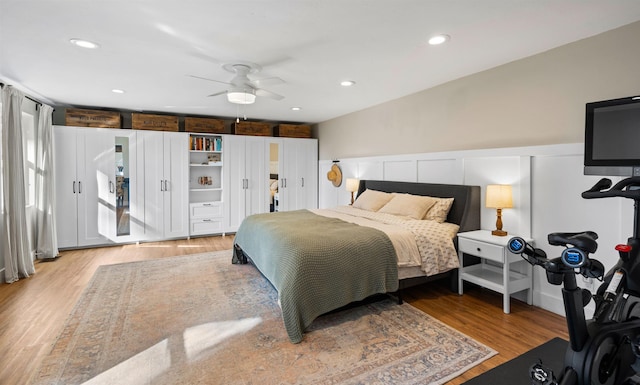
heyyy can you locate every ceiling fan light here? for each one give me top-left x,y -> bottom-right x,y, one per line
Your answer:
227,91 -> 256,104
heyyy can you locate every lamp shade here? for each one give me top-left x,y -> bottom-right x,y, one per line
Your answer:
345,178 -> 359,192
227,90 -> 256,104
486,184 -> 513,209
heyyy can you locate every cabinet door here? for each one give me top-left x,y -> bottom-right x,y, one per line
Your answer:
271,138 -> 318,211
163,132 -> 189,238
266,138 -> 288,211
245,136 -> 267,217
224,135 -> 267,232
224,135 -> 248,232
78,128 -> 113,247
140,131 -> 188,240
140,130 -> 165,240
293,138 -> 318,210
53,126 -> 79,248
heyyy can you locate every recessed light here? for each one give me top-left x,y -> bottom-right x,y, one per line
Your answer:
428,34 -> 450,45
291,107 -> 301,111
111,89 -> 125,94
69,38 -> 100,49
340,80 -> 356,87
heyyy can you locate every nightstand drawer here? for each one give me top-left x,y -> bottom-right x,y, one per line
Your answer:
458,238 -> 504,263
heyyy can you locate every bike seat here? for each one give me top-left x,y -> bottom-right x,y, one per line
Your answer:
548,231 -> 598,253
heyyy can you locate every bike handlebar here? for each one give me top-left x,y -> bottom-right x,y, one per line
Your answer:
582,177 -> 640,201
508,234 -> 605,281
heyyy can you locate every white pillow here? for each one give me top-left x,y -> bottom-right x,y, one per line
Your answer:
378,193 -> 437,219
352,189 -> 394,211
424,197 -> 454,223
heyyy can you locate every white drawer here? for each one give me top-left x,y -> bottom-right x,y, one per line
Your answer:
190,218 -> 223,235
190,202 -> 222,219
458,238 -> 504,263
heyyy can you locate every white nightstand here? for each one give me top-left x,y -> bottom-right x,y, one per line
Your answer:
457,230 -> 533,313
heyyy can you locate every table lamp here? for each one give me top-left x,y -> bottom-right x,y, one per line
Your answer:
345,178 -> 360,205
486,184 -> 513,236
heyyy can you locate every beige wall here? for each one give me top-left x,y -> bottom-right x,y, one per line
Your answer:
316,21 -> 640,160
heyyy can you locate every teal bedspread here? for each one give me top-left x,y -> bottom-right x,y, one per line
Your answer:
232,209 -> 399,343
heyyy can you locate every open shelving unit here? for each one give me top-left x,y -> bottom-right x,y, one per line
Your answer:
188,133 -> 224,236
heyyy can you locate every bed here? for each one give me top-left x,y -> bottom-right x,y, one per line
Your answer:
232,180 -> 481,343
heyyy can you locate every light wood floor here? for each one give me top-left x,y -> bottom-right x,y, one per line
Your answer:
0,235 -> 568,385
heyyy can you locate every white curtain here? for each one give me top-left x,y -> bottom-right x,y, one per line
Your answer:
1,86 -> 35,283
35,104 -> 58,259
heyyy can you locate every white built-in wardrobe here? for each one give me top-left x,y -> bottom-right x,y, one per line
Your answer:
53,125 -> 318,249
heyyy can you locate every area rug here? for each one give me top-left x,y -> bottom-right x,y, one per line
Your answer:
462,337 -> 567,385
33,250 -> 496,385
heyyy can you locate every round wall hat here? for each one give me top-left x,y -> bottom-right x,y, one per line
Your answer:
327,163 -> 343,187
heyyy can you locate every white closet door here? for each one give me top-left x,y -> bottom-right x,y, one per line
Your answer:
224,135 -> 247,232
140,130 -> 164,240
294,138 -> 318,210
79,128 -> 113,247
245,136 -> 266,217
53,126 -> 79,248
163,132 -> 189,238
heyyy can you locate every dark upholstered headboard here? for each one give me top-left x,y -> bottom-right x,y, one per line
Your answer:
357,180 -> 481,233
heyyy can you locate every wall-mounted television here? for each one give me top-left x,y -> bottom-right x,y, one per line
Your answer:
584,95 -> 640,176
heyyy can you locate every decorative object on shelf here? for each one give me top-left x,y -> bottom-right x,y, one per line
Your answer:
486,184 -> 513,236
131,113 -> 178,131
207,153 -> 221,164
232,121 -> 272,136
276,124 -> 311,138
198,176 -> 213,186
346,178 -> 359,205
185,117 -> 226,134
65,108 -> 121,128
327,162 -> 342,187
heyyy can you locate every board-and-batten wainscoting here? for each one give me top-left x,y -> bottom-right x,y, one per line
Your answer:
318,142 -> 633,319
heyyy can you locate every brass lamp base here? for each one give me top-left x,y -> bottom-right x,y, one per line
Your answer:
491,229 -> 508,236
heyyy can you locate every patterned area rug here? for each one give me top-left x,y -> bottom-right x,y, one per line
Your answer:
33,250 -> 496,385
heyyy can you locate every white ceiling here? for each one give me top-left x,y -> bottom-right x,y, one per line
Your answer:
2,1 -> 640,124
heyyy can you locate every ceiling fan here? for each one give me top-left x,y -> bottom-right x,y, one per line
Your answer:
189,62 -> 285,105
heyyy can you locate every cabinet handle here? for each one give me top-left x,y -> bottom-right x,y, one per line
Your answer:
164,180 -> 169,191
73,181 -> 76,194
245,179 -> 248,189
78,181 -> 81,194
203,203 -> 212,206
109,181 -> 114,194
477,247 -> 481,252
203,219 -> 211,222
160,180 -> 164,192
301,177 -> 304,187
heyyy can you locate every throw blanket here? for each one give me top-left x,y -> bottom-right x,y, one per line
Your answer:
233,209 -> 398,343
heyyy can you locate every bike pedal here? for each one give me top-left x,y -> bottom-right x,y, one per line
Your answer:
529,361 -> 557,385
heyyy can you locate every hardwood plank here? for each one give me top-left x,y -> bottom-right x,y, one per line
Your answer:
0,235 -> 568,385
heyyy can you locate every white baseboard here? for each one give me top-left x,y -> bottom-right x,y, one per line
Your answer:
533,291 -> 595,319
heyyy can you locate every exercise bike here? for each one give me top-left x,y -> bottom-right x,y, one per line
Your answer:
507,176 -> 640,385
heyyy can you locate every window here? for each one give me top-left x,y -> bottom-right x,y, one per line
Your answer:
22,109 -> 36,207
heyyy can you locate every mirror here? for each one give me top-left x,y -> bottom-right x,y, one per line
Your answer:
115,137 -> 130,236
269,142 -> 279,212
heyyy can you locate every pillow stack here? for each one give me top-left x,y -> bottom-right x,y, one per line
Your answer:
352,189 -> 454,223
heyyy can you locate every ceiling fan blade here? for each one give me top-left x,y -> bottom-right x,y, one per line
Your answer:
187,74 -> 231,85
252,77 -> 285,87
207,90 -> 228,97
255,88 -> 284,101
